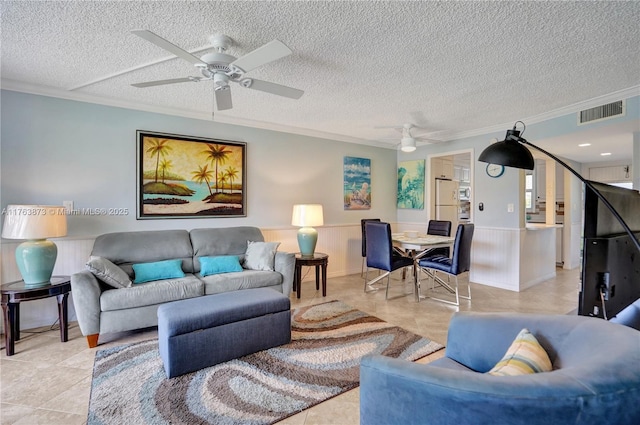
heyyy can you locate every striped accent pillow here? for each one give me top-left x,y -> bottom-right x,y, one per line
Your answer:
487,328 -> 552,376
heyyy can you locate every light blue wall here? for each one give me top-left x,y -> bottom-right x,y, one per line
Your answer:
1,90 -> 398,236
400,95 -> 640,229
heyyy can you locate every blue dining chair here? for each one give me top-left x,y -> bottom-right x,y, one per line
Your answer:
426,219 -> 452,258
361,218 -> 381,279
417,223 -> 474,305
364,221 -> 415,299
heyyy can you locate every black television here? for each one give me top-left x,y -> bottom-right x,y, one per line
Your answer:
579,181 -> 640,320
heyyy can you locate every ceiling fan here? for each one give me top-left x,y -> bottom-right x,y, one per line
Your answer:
130,30 -> 304,111
377,123 -> 442,152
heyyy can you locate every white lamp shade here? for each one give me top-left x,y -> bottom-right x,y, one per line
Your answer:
2,205 -> 67,240
291,204 -> 324,227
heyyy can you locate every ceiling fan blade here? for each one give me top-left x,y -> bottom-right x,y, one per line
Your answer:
230,40 -> 292,73
242,78 -> 304,99
132,30 -> 206,66
131,77 -> 200,88
215,87 -> 233,110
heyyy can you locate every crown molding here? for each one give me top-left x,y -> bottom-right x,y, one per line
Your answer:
1,79 -> 387,148
427,85 -> 640,142
2,79 -> 638,148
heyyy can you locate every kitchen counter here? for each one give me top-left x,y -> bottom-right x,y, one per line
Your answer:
526,223 -> 563,230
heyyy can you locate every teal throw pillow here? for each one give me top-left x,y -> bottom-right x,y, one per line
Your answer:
199,255 -> 243,277
132,259 -> 185,284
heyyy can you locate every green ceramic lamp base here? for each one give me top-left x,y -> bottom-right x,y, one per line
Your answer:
297,227 -> 318,257
15,239 -> 58,285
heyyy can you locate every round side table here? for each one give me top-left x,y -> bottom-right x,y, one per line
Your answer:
1,275 -> 71,356
294,253 -> 329,299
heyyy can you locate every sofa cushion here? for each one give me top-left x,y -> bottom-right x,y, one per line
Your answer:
100,274 -> 203,311
86,256 -> 132,288
133,259 -> 185,284
201,270 -> 283,295
243,241 -> 280,271
92,229 -> 195,273
199,255 -> 243,276
190,227 -> 265,273
487,328 -> 552,376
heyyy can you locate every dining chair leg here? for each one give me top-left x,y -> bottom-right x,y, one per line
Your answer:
460,274 -> 471,300
364,270 -> 389,292
414,265 -> 422,302
385,275 -> 390,299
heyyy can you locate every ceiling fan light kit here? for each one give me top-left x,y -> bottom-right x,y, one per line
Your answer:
400,137 -> 416,152
131,30 -> 304,112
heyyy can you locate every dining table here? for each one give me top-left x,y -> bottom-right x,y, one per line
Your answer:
391,232 -> 456,301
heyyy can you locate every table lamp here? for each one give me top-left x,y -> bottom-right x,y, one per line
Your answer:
291,204 -> 324,257
1,205 -> 67,285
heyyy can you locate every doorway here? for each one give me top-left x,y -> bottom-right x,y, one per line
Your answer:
428,149 -> 474,225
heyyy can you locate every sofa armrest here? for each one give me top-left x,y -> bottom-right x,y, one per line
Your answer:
70,270 -> 103,336
274,251 -> 295,295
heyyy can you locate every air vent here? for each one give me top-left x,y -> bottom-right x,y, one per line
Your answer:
578,100 -> 625,125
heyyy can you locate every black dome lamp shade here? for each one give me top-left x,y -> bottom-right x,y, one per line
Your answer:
478,123 -> 535,170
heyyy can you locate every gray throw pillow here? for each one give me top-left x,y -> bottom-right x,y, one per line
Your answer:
86,256 -> 132,288
243,241 -> 281,271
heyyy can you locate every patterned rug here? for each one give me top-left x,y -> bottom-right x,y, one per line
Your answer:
87,300 -> 443,425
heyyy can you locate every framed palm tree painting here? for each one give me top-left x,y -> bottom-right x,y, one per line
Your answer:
136,130 -> 246,219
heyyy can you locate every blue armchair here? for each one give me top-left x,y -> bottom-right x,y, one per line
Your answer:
360,312 -> 640,425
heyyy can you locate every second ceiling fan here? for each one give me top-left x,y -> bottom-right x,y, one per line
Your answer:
131,30 -> 304,111
377,123 -> 442,152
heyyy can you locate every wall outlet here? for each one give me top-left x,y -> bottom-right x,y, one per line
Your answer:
507,203 -> 514,213
63,200 -> 73,212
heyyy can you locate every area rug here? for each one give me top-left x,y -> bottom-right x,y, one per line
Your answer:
87,300 -> 443,425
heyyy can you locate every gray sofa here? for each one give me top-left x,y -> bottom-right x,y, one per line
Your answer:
71,227 -> 295,347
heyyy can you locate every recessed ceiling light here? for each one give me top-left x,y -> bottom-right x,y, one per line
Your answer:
601,152 -> 612,156
578,143 -> 591,147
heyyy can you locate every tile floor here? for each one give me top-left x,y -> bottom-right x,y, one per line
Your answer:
0,268 -> 580,424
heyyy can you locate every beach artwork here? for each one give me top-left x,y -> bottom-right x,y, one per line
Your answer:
397,160 -> 425,209
344,156 -> 371,210
137,131 -> 246,219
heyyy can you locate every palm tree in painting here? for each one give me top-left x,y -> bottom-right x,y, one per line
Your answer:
191,164 -> 214,197
146,138 -> 172,182
225,166 -> 239,194
202,144 -> 231,193
218,172 -> 228,193
159,159 -> 172,184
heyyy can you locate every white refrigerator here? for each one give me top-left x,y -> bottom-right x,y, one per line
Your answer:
435,179 -> 460,230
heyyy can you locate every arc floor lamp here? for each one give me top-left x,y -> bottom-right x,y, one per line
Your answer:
478,121 -> 640,321
478,121 -> 639,252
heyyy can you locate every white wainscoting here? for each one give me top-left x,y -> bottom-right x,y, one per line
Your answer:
469,227 -> 522,291
520,228 -> 558,290
1,224 -> 367,331
1,222 -> 557,331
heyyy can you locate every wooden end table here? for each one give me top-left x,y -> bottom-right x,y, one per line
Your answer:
294,252 -> 329,299
1,275 -> 71,356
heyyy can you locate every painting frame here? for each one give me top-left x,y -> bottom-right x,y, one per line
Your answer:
343,156 -> 371,210
136,130 -> 247,219
397,159 -> 425,209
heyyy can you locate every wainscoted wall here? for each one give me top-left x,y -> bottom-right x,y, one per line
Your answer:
1,222 -> 563,331
469,227 -> 521,291
1,223 -> 371,331
469,226 -> 557,292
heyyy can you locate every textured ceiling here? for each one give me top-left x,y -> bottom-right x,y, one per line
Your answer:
1,1 -> 639,163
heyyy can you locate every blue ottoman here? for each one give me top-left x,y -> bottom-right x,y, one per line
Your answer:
157,288 -> 291,378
